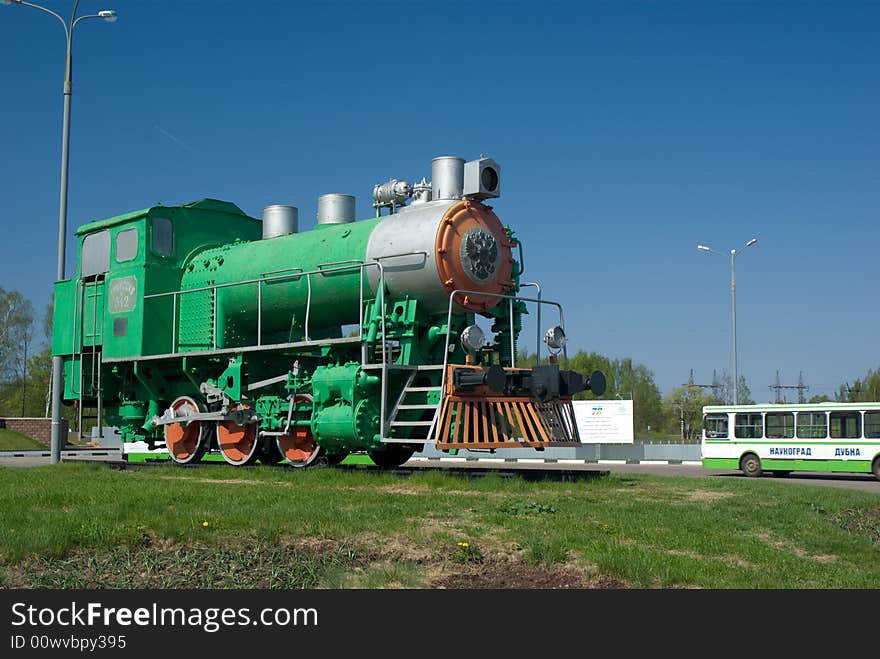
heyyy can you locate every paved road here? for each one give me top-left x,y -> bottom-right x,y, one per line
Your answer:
2,452 -> 878,494
563,461 -> 880,494
406,459 -> 880,494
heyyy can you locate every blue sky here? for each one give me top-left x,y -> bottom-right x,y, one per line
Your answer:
1,1 -> 877,400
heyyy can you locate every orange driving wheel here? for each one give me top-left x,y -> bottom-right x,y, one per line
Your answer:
217,403 -> 259,466
164,396 -> 209,464
277,394 -> 322,468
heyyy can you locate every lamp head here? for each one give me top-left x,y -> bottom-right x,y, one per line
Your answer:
98,9 -> 117,22
746,238 -> 758,247
697,245 -> 711,252
460,324 -> 485,354
543,325 -> 567,351
1,1 -> 23,6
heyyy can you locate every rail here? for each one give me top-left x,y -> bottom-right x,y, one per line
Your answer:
519,282 -> 542,363
140,260 -> 389,361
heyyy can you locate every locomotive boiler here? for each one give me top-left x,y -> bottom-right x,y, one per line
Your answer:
53,155 -> 605,467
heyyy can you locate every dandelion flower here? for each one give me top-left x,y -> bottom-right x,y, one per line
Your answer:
202,521 -> 209,527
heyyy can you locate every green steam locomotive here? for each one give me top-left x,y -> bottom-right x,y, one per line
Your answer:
52,155 -> 604,467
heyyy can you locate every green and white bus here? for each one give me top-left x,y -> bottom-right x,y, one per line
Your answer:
701,403 -> 880,479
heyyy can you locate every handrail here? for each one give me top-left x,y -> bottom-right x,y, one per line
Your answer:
304,274 -> 312,340
143,261 -> 375,300
144,259 -> 393,430
172,291 -> 178,352
434,288 -> 563,442
519,282 -> 542,364
261,266 -> 303,278
316,259 -> 364,270
70,278 -> 80,354
375,250 -> 428,263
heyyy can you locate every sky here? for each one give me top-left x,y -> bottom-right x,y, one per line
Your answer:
0,0 -> 877,401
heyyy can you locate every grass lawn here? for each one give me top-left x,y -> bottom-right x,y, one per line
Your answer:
0,462 -> 877,589
0,428 -> 45,450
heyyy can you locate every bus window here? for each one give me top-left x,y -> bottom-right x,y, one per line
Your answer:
796,411 -> 827,439
735,413 -> 763,439
830,411 -> 861,439
704,413 -> 729,439
765,412 -> 794,439
865,411 -> 880,439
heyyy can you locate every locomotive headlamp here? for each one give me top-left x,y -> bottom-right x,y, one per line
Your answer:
543,325 -> 566,351
460,324 -> 485,353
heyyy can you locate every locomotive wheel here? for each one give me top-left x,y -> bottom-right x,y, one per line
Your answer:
368,445 -> 416,468
164,396 -> 210,465
277,393 -> 322,468
217,404 -> 260,466
277,427 -> 322,468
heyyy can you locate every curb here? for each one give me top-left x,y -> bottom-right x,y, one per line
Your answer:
425,457 -> 702,466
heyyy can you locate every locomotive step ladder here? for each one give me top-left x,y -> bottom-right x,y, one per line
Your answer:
382,365 -> 443,443
74,278 -> 105,439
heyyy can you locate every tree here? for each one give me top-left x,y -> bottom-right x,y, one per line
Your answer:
609,357 -> 663,436
736,375 -> 754,405
0,288 -> 35,416
837,368 -> 880,402
662,385 -> 716,442
715,369 -> 754,405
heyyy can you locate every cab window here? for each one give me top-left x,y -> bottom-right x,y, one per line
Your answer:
152,217 -> 174,256
81,230 -> 110,278
116,228 -> 139,262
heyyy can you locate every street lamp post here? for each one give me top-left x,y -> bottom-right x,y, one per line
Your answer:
3,0 -> 117,463
697,238 -> 758,406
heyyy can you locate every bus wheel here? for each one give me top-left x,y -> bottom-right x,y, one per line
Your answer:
872,457 -> 880,481
740,453 -> 763,477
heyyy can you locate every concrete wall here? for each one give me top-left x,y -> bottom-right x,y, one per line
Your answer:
418,443 -> 702,462
0,417 -> 69,447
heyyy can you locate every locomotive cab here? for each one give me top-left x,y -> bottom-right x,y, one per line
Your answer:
52,200 -> 261,421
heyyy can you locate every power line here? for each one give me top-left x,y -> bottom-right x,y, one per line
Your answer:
769,370 -> 809,404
